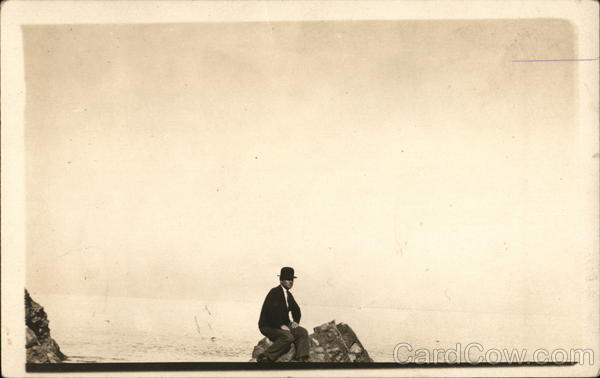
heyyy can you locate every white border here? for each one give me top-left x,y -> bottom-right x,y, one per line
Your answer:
2,1 -> 598,376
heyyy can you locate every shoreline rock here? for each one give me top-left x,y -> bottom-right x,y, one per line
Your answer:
25,289 -> 67,363
251,320 -> 373,362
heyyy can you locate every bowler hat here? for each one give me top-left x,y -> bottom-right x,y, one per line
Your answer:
278,267 -> 297,280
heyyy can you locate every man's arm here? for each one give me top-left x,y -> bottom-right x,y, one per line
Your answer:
289,294 -> 301,324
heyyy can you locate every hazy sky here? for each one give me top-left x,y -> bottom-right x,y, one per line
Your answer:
24,20 -> 586,316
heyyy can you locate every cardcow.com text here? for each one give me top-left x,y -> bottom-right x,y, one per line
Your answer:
393,343 -> 594,365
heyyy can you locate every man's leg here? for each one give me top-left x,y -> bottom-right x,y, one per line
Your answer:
291,326 -> 310,360
259,327 -> 294,362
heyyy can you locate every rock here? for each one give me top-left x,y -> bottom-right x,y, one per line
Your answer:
26,327 -> 39,348
250,320 -> 373,362
335,322 -> 372,362
25,289 -> 67,363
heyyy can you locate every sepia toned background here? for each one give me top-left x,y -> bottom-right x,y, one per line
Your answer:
25,19 -> 582,310
2,1 -> 598,376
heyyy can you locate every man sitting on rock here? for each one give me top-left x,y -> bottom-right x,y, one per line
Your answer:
257,267 -> 310,362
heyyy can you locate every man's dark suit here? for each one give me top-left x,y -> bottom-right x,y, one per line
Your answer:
258,286 -> 309,361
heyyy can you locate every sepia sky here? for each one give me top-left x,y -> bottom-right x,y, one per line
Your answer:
24,20 -> 588,317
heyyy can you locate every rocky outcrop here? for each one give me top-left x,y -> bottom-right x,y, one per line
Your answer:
251,320 -> 373,362
25,290 -> 67,363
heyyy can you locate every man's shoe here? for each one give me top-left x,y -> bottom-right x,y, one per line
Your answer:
256,353 -> 273,363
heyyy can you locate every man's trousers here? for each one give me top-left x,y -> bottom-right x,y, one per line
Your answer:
259,326 -> 310,361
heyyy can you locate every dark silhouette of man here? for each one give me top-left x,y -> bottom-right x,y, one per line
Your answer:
257,267 -> 309,362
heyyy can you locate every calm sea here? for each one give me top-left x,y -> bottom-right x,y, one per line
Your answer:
32,294 -> 582,363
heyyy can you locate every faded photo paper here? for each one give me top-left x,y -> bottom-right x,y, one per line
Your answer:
1,1 -> 599,377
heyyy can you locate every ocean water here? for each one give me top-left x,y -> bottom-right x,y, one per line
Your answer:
32,294 -> 584,363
